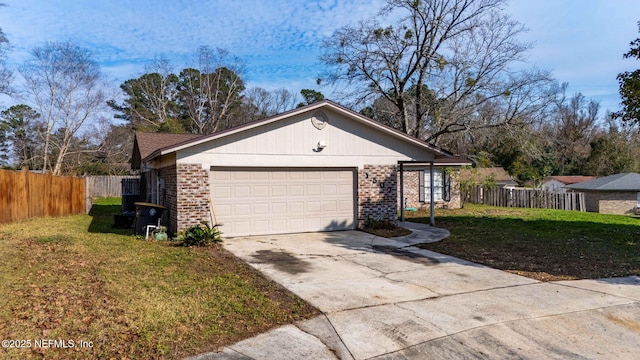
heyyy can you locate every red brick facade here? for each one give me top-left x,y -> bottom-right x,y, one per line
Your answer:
161,163 -> 468,234
398,168 -> 462,210
175,164 -> 211,233
358,165 -> 398,224
158,165 -> 177,233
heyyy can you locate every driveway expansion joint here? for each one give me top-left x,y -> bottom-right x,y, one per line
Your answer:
379,300 -> 640,359
551,280 -> 640,302
213,231 -> 640,359
296,314 -> 355,360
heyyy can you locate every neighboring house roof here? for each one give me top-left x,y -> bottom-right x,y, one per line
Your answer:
433,155 -> 472,166
132,132 -> 201,169
142,100 -> 452,163
459,167 -> 517,185
545,176 -> 597,185
566,173 -> 640,191
402,156 -> 472,167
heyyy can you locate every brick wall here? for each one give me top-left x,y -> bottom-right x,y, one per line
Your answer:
176,163 -> 211,233
584,190 -> 637,215
158,165 -> 177,234
400,169 -> 421,209
358,165 -> 397,225
397,168 -> 463,210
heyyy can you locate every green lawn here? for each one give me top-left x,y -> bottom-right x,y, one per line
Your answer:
0,198 -> 318,359
408,204 -> 640,281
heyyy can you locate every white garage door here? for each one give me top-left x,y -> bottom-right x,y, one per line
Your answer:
210,168 -> 356,237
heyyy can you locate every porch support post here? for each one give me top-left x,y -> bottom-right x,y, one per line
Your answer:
399,162 -> 405,222
430,161 -> 435,226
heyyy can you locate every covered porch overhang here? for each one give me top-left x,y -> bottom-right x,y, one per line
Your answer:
398,160 -> 437,226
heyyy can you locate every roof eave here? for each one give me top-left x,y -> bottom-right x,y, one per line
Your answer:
145,100 -> 451,161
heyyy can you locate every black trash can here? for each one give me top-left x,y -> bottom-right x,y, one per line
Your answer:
134,202 -> 167,236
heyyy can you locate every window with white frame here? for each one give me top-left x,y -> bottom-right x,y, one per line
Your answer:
420,168 -> 450,202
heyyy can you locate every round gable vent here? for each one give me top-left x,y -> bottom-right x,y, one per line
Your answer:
311,111 -> 328,130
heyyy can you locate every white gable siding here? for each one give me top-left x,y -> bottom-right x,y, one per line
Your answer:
177,109 -> 435,169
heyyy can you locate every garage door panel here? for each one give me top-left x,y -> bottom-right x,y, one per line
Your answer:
252,220 -> 269,233
253,203 -> 270,214
339,200 -> 353,211
253,171 -> 270,180
216,204 -> 232,216
213,186 -> 231,198
213,171 -> 231,181
273,171 -> 289,180
272,219 -> 288,232
305,172 -> 322,180
339,184 -> 353,194
306,184 -> 322,196
306,201 -> 322,212
272,185 -> 287,196
289,218 -> 304,229
234,221 -> 251,232
210,168 -> 355,237
234,203 -> 252,216
289,185 -> 304,196
323,184 -> 338,195
289,201 -> 304,212
305,218 -> 322,229
323,200 -> 338,211
322,172 -> 337,180
272,202 -> 288,214
234,186 -> 251,197
253,185 -> 269,197
234,172 -> 251,180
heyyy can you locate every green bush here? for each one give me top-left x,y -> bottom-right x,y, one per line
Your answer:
177,221 -> 223,246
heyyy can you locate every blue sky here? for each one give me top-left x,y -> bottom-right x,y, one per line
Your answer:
0,0 -> 638,113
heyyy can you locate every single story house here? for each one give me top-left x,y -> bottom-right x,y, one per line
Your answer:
566,173 -> 640,215
131,100 -> 463,237
541,176 -> 597,193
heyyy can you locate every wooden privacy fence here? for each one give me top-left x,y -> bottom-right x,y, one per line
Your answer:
85,176 -> 140,198
0,169 -> 85,224
466,186 -> 586,211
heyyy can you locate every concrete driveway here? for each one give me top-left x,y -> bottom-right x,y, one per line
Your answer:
190,223 -> 640,359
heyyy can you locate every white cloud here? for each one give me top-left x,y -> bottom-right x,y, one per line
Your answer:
0,0 -> 636,112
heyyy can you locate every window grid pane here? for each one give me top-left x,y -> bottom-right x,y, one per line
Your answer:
425,169 -> 443,202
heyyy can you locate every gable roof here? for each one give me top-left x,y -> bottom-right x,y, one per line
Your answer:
566,173 -> 640,191
132,132 -> 201,169
545,176 -> 597,185
142,100 -> 452,163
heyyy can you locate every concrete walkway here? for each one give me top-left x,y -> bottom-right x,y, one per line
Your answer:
189,223 -> 640,359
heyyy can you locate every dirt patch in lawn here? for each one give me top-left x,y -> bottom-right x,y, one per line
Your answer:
360,219 -> 412,238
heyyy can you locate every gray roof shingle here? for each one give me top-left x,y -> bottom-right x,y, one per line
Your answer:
566,173 -> 640,191
132,132 -> 201,169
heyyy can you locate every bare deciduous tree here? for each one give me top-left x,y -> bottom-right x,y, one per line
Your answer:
321,0 -> 554,145
108,57 -> 182,132
20,41 -> 108,175
243,87 -> 298,119
178,46 -> 245,133
0,4 -> 13,95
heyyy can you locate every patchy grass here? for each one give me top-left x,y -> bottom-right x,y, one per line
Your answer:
0,198 -> 318,359
408,204 -> 640,281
